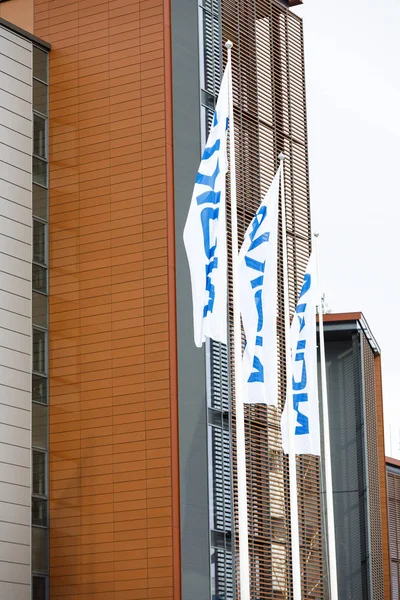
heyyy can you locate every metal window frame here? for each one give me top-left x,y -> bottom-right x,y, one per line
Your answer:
32,573 -> 49,600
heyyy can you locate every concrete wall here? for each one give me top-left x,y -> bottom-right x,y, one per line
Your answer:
0,24 -> 32,600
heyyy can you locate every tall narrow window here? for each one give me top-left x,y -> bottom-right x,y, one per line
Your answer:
32,43 -> 49,600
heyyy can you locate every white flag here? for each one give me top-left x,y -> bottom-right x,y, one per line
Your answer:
281,252 -> 320,456
183,61 -> 230,347
238,168 -> 280,405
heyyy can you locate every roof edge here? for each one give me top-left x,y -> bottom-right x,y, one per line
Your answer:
386,456 -> 400,468
0,18 -> 51,50
322,312 -> 380,356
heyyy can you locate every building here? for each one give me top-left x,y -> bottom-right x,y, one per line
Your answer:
386,456 -> 400,598
0,0 -> 332,599
321,313 -> 390,600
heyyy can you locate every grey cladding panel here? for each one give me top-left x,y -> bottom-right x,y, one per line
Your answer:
0,24 -> 32,600
0,197 -> 30,225
0,581 -> 29,600
171,1 -> 211,599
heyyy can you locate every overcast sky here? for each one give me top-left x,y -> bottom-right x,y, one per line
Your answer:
293,0 -> 400,457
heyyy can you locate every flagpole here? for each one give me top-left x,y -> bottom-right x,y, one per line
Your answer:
314,232 -> 338,600
225,40 -> 251,600
279,153 -> 302,600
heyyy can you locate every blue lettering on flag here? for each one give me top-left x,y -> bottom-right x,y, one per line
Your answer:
299,273 -> 311,298
248,356 -> 264,383
293,393 -> 309,435
200,207 -> 219,259
200,207 -> 219,317
292,276 -> 312,436
196,190 -> 221,206
195,109 -> 224,318
293,341 -> 307,391
254,289 -> 263,332
201,139 -> 220,161
244,204 -> 272,385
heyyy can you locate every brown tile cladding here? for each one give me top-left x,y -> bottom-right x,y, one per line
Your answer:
34,1 -> 180,598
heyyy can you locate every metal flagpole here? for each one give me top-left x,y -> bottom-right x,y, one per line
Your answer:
314,232 -> 338,600
279,153 -> 302,600
225,40 -> 251,600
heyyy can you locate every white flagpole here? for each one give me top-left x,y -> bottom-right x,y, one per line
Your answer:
314,232 -> 338,600
279,153 -> 302,600
225,40 -> 251,600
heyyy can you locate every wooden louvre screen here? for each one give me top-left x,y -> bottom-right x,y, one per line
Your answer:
201,0 -> 323,597
221,1 -> 323,597
203,0 -> 324,598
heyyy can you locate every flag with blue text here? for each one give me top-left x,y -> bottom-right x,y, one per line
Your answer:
238,168 -> 280,405
183,61 -> 230,347
281,252 -> 320,455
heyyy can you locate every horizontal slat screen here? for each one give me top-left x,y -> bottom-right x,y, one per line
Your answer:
220,1 -> 323,598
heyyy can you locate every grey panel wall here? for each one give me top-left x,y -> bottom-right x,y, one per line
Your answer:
171,2 -> 211,599
0,24 -> 32,600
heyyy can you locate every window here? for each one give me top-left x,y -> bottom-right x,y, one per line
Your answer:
33,79 -> 47,116
33,220 -> 46,264
32,375 -> 47,405
32,292 -> 48,329
32,403 -> 47,449
32,264 -> 47,294
33,157 -> 47,187
33,47 -> 48,83
32,43 -> 49,592
33,185 -> 47,220
32,450 -> 46,496
32,526 -> 48,573
32,575 -> 47,600
33,115 -> 47,159
33,329 -> 46,374
32,498 -> 48,528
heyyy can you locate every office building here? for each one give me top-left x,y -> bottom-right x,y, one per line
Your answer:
0,0 -> 336,598
322,313 -> 390,600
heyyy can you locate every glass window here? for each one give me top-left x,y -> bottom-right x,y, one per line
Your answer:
32,450 -> 46,496
33,115 -> 47,159
32,498 -> 48,528
33,79 -> 47,116
32,292 -> 47,329
32,403 -> 47,449
33,185 -> 48,220
32,526 -> 48,573
33,47 -> 48,83
33,220 -> 46,265
33,157 -> 47,187
32,264 -> 47,294
33,329 -> 46,374
32,575 -> 47,600
32,375 -> 47,405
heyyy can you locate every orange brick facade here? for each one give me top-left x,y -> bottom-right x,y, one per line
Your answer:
34,1 -> 180,598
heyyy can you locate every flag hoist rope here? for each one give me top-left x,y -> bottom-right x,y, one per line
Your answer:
225,40 -> 251,600
279,152 -> 302,600
314,233 -> 339,600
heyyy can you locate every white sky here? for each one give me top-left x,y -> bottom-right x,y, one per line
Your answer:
293,0 -> 400,457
